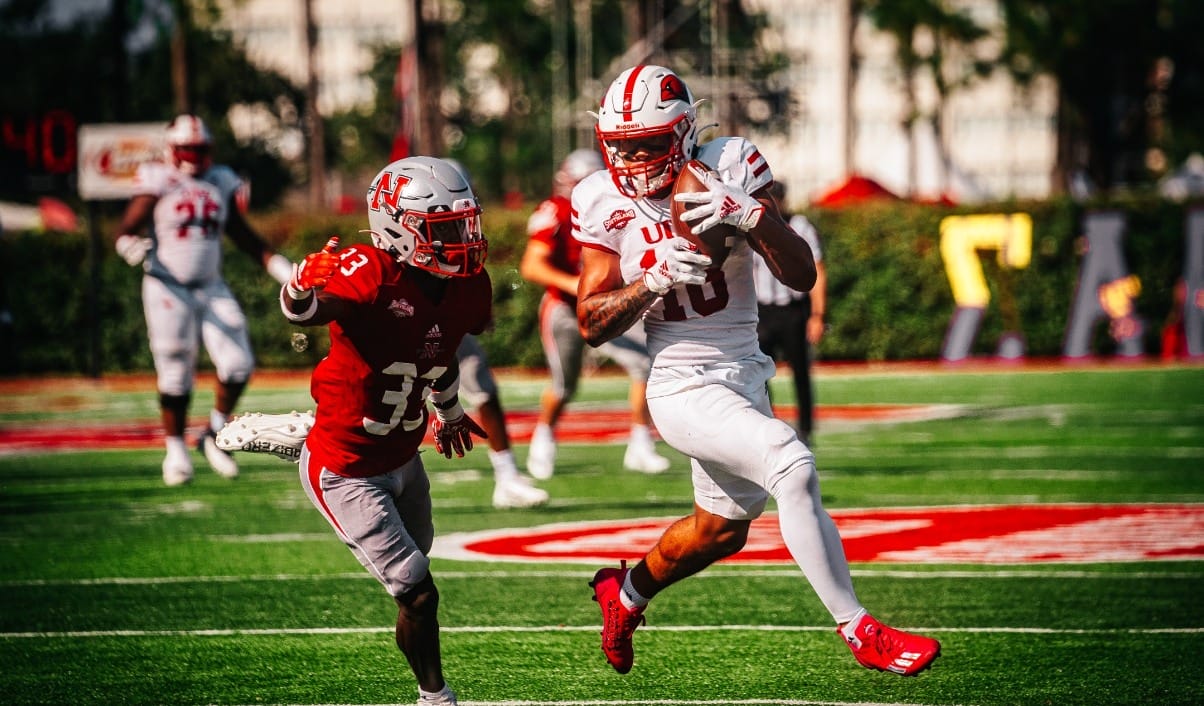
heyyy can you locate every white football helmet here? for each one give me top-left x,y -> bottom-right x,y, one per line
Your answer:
553,148 -> 604,196
165,114 -> 213,176
593,65 -> 700,198
443,158 -> 470,185
364,156 -> 487,278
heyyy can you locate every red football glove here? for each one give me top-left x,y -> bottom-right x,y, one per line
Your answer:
287,236 -> 340,298
431,401 -> 488,458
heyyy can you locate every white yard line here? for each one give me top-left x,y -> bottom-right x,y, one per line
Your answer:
3,624 -> 1200,639
2,566 -> 1200,587
273,700 -> 961,706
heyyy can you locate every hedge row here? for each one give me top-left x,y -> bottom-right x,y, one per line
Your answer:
0,196 -> 1191,376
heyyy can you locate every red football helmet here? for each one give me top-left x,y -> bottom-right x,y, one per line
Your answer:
593,65 -> 700,198
165,114 -> 213,176
365,156 -> 487,278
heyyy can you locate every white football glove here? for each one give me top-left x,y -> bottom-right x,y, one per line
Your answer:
115,234 -> 152,266
643,240 -> 713,295
673,170 -> 765,234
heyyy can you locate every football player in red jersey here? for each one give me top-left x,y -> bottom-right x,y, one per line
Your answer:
281,156 -> 490,706
575,65 -> 941,679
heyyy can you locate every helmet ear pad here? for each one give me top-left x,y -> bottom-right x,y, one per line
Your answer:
370,223 -> 416,263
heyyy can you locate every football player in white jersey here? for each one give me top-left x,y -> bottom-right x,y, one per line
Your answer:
114,114 -> 294,487
576,65 -> 940,678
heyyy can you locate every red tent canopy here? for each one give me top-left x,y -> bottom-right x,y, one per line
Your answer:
811,174 -> 958,207
812,174 -> 900,208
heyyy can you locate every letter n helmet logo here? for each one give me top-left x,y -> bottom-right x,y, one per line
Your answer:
368,172 -> 412,213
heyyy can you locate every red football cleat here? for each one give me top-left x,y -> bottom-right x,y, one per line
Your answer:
840,613 -> 940,676
589,560 -> 646,674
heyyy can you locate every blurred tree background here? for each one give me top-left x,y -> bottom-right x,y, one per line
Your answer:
1,0 -> 1202,375
3,0 -> 1202,207
0,0 -> 790,208
997,0 -> 1204,195
0,0 -> 304,207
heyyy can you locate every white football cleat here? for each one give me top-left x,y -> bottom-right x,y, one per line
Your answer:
623,443 -> 670,474
198,429 -> 239,479
162,451 -> 194,487
526,436 -> 556,480
492,475 -> 550,510
216,411 -> 314,462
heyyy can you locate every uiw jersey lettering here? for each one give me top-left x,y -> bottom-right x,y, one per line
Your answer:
572,136 -> 773,369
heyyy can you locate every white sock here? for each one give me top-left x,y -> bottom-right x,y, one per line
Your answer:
620,572 -> 649,610
840,608 -> 868,640
628,423 -> 653,447
532,423 -> 554,446
209,409 -> 228,434
165,435 -> 189,457
418,683 -> 455,703
489,448 -> 519,481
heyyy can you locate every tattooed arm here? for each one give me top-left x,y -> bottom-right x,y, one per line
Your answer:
577,246 -> 659,347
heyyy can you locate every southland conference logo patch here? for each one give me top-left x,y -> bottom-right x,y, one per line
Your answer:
604,208 -> 637,232
433,504 -> 1204,564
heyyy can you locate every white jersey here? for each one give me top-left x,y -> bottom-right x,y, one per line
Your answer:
134,162 -> 242,287
572,136 -> 775,377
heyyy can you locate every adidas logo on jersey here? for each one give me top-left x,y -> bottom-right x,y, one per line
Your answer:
425,325 -> 442,340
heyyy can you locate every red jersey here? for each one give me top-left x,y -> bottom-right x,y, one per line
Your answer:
305,245 -> 492,477
525,194 -> 580,306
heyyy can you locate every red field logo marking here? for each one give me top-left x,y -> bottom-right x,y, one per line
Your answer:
434,504 -> 1204,564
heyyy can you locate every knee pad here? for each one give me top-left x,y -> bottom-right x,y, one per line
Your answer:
385,549 -> 432,599
154,346 -> 195,397
216,353 -> 254,385
765,445 -> 819,504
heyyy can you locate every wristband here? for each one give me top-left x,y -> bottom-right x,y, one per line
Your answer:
434,399 -> 465,422
280,285 -> 318,322
285,281 -> 313,300
432,395 -> 460,411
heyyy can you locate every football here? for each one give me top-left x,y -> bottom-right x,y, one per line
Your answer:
669,159 -> 738,267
